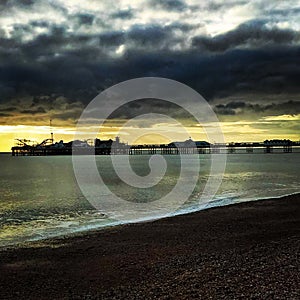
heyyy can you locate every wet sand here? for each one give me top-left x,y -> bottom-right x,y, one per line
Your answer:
0,193 -> 299,299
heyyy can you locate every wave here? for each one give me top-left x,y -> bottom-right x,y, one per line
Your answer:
2,190 -> 299,248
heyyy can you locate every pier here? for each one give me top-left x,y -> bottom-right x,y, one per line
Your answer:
11,138 -> 299,156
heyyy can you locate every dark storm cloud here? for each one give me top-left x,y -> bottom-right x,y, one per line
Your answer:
109,99 -> 189,120
74,13 -> 95,26
264,100 -> 300,115
267,7 -> 300,17
0,21 -> 195,103
0,106 -> 18,112
206,1 -> 248,11
214,106 -> 236,115
215,100 -> 300,116
99,31 -> 125,46
0,83 -> 15,101
215,101 -> 247,115
30,20 -> 49,28
192,20 -> 300,52
127,24 -> 172,47
149,0 -> 188,12
20,106 -> 46,114
111,9 -> 134,20
0,94 -> 84,125
18,0 -> 35,5
0,0 -> 300,125
0,0 -> 34,9
126,22 -> 196,48
1,41 -> 300,109
225,101 -> 246,109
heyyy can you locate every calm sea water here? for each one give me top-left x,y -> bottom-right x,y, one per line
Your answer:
0,153 -> 299,247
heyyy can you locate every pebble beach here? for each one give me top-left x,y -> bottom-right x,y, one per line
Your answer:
0,193 -> 299,299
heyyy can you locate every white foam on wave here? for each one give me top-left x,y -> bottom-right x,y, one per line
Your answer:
1,191 -> 299,248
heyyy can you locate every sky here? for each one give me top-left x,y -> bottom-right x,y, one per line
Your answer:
0,0 -> 300,151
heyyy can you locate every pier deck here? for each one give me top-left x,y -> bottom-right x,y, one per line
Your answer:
11,143 -> 298,156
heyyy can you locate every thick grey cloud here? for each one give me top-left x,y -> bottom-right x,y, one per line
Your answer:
0,0 -> 34,9
111,10 -> 134,20
108,99 -> 189,120
74,13 -> 95,26
99,31 -> 125,46
206,1 -> 248,11
20,106 -> 46,114
0,94 -> 83,125
149,0 -> 188,12
1,40 -> 300,106
127,24 -> 173,47
0,1 -> 300,126
215,100 -> 300,116
192,20 -> 300,52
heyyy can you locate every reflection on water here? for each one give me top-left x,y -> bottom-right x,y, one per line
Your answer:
0,153 -> 299,246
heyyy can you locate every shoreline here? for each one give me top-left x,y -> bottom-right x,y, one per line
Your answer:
1,191 -> 299,251
0,193 -> 299,299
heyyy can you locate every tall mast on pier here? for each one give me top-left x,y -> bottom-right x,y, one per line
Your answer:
50,119 -> 54,144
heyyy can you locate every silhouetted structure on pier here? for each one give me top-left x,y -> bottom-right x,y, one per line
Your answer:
11,137 -> 299,156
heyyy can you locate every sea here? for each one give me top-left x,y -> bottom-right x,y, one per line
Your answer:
0,152 -> 299,247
